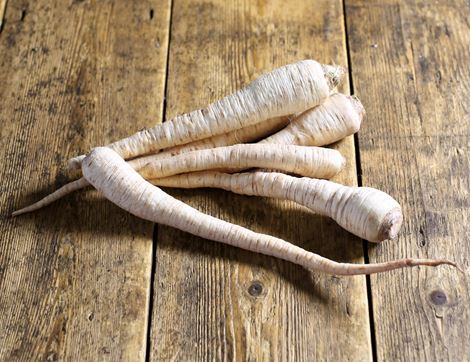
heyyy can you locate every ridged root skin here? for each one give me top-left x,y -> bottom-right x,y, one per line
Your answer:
151,171 -> 402,242
12,144 -> 344,216
261,93 -> 364,147
138,144 -> 345,180
127,115 -> 291,170
13,92 -> 361,216
80,148 -> 458,276
68,60 -> 342,171
12,178 -> 89,217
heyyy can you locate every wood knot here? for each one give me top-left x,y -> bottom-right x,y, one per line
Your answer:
248,281 -> 263,297
430,290 -> 447,305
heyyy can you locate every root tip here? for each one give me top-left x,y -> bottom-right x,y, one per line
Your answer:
67,155 -> 85,172
436,260 -> 464,274
448,262 -> 466,275
11,209 -> 26,217
377,207 -> 403,241
409,258 -> 464,273
322,64 -> 346,90
348,95 -> 366,119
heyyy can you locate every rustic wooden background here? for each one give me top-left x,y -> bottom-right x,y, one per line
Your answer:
0,0 -> 468,360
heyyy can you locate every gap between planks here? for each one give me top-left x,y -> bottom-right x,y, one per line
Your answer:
145,0 -> 175,360
341,0 -> 378,361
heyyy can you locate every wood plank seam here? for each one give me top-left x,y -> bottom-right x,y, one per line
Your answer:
342,0 -> 378,360
345,1 -> 469,360
149,1 -> 372,360
145,1 -> 175,361
146,224 -> 160,362
0,1 -> 172,359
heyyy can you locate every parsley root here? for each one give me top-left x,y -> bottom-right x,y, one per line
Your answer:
67,60 -> 343,170
143,93 -> 363,165
81,147 -> 457,275
138,144 -> 345,180
127,116 -> 291,169
150,171 -> 402,242
12,145 -> 344,216
261,93 -> 364,147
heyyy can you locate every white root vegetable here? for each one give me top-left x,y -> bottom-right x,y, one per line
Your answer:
12,145 -> 344,216
261,93 -> 364,146
12,92 -> 363,215
138,144 -> 345,180
67,60 -> 343,170
151,171 -> 402,242
200,93 -> 364,174
81,147 -> 457,276
11,178 -> 90,216
130,115 -> 291,167
140,93 -> 363,169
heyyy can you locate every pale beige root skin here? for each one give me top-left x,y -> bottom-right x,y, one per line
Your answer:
187,93 -> 364,175
68,60 -> 342,170
12,178 -> 90,216
151,171 -> 402,242
128,115 -> 291,170
261,93 -> 364,147
128,92 -> 362,171
82,148 -> 457,276
13,99 -> 356,215
11,144 -> 344,216
138,144 -> 345,180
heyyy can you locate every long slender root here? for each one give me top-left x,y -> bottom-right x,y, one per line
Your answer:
68,60 -> 343,170
150,171 -> 403,242
81,148 -> 458,276
12,178 -> 89,216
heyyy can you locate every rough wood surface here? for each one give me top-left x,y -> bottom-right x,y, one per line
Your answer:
0,0 -> 170,360
346,0 -> 470,360
3,0 -> 466,360
149,0 -> 371,360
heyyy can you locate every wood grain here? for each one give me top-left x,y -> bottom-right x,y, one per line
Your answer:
149,0 -> 372,360
0,0 -> 170,360
345,0 -> 470,360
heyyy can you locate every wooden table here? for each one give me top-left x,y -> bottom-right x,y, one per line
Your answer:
0,0 -> 468,360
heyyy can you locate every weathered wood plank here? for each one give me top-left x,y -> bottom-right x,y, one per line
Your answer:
345,0 -> 470,360
149,1 -> 372,360
0,0 -> 170,360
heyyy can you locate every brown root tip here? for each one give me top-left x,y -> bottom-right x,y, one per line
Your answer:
321,64 -> 345,90
408,258 -> 463,273
12,204 -> 40,217
11,209 -> 25,217
348,95 -> 366,119
377,207 -> 403,241
67,155 -> 85,172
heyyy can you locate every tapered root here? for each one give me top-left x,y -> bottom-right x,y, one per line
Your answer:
82,148 -> 459,276
15,144 -> 345,216
12,178 -> 89,216
151,172 -> 402,242
325,258 -> 458,276
68,155 -> 86,172
322,64 -> 345,90
139,144 -> 345,180
68,60 -> 341,170
261,93 -> 364,148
